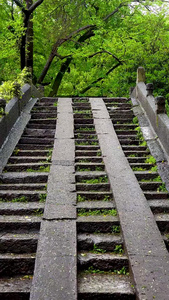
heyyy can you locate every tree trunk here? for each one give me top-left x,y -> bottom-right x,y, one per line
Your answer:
49,57 -> 72,97
26,0 -> 33,73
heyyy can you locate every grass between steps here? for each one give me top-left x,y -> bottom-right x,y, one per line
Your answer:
77,208 -> 117,217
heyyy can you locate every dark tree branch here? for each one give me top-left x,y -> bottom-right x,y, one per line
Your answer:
29,0 -> 44,15
80,62 -> 122,94
13,0 -> 27,13
103,2 -> 128,21
88,50 -> 122,64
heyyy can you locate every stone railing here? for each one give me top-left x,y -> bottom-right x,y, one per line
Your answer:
0,84 -> 39,148
131,67 -> 169,157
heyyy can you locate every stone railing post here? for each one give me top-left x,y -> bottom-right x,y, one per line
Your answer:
155,96 -> 166,114
146,83 -> 154,97
0,98 -> 6,115
136,67 -> 146,83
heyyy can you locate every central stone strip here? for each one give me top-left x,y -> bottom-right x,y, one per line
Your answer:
90,98 -> 169,300
30,98 -> 77,300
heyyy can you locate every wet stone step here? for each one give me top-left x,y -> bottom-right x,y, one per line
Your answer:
76,145 -> 100,151
103,98 -> 128,103
76,163 -> 105,172
28,119 -> 56,125
0,276 -> 31,300
76,151 -> 101,157
4,163 -> 50,172
78,273 -> 135,300
76,183 -> 110,192
27,123 -> 56,129
122,145 -> 148,151
0,183 -> 46,191
31,113 -> 57,119
74,118 -> 94,124
77,201 -> 115,210
18,137 -> 54,145
23,128 -> 55,137
149,200 -> 169,213
0,190 -> 46,201
76,157 -> 103,163
16,144 -> 51,150
8,157 -> 49,164
77,191 -> 112,201
0,233 -> 38,253
0,253 -> 35,276
155,214 -> 169,232
139,181 -> 163,191
78,252 -> 128,271
78,233 -> 122,251
0,202 -> 44,215
115,130 -> 137,136
0,215 -> 41,232
134,171 -> 159,181
77,215 -> 119,233
127,157 -> 148,163
144,191 -> 169,200
0,173 -> 48,184
11,150 -> 49,157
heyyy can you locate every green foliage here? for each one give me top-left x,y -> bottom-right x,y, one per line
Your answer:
0,68 -> 31,102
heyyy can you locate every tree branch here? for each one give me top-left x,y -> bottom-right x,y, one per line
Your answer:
88,50 -> 122,64
80,62 -> 122,94
13,0 -> 27,13
29,0 -> 44,15
103,2 -> 128,21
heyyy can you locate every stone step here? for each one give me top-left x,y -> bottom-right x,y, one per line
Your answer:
149,200 -> 169,213
127,157 -> 147,163
76,145 -> 100,151
75,151 -> 101,157
130,163 -> 155,170
0,233 -> 38,253
155,213 -> 169,232
0,202 -> 44,215
0,215 -> 41,232
144,191 -> 169,200
8,157 -> 48,164
27,123 -> 56,129
31,113 -> 57,119
74,118 -> 93,124
4,163 -> 50,172
0,190 -> 46,201
76,157 -> 103,163
122,145 -> 148,151
119,139 -> 140,145
124,151 -> 149,157
75,163 -> 105,172
32,106 -> 57,111
12,150 -> 49,157
78,252 -> 128,271
19,137 -> 54,145
16,144 -> 51,150
77,191 -> 112,201
0,173 -> 48,184
78,273 -> 135,300
103,97 -> 128,103
0,183 -> 46,191
77,201 -> 115,210
139,181 -> 162,191
28,119 -> 56,125
77,216 -> 119,233
23,128 -> 55,137
115,130 -> 137,136
0,276 -> 31,300
134,171 -> 159,181
76,183 -> 110,192
0,253 -> 35,276
78,233 -> 122,251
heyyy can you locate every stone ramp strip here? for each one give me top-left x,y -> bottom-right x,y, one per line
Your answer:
73,98 -> 135,300
30,98 -> 77,300
90,98 -> 169,300
0,97 -> 57,299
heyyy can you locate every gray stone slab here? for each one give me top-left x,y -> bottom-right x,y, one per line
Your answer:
52,139 -> 75,161
57,97 -> 73,113
55,113 -> 74,139
0,98 -> 37,173
141,126 -> 156,141
44,204 -> 76,220
30,220 -> 77,300
90,98 -> 169,300
147,139 -> 166,163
